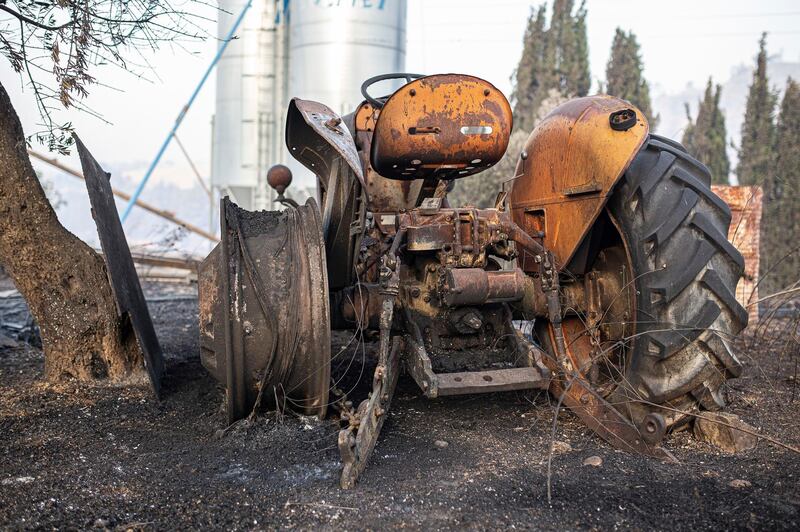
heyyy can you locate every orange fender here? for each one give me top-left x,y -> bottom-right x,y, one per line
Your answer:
509,95 -> 649,270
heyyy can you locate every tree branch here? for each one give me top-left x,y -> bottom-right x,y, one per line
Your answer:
0,4 -> 74,32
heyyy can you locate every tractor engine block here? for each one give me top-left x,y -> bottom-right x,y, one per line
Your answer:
329,202 -> 538,374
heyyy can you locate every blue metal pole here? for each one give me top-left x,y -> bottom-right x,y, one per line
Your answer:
120,0 -> 254,222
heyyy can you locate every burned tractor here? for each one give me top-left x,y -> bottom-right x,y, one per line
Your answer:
197,74 -> 747,488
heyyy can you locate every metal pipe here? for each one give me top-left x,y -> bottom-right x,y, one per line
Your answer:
442,268 -> 527,307
119,0 -> 254,222
174,133 -> 211,199
27,149 -> 219,242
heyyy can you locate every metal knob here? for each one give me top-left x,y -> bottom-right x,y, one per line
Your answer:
267,164 -> 292,195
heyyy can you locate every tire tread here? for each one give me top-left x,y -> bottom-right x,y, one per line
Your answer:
607,133 -> 747,425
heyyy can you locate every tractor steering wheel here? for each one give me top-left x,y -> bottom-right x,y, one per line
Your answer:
360,73 -> 425,109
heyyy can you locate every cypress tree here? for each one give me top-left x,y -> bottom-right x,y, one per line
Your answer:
736,33 -> 778,186
570,2 -> 591,97
762,78 -> 800,292
511,6 -> 548,132
682,78 -> 730,184
549,0 -> 591,98
605,28 -> 658,128
512,1 -> 590,131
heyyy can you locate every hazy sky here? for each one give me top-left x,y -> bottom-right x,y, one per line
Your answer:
410,0 -> 800,94
3,0 -> 799,196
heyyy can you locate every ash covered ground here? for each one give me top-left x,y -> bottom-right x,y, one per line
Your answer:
0,281 -> 798,530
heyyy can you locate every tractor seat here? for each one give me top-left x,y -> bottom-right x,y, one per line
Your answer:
369,74 -> 512,181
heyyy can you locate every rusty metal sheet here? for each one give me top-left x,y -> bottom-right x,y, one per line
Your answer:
370,74 -> 512,181
509,95 -> 649,270
74,135 -> 164,396
286,98 -> 365,186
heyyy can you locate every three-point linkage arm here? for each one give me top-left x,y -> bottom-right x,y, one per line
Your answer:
338,225 -> 407,488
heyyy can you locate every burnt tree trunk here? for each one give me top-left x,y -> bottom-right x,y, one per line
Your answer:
0,81 -> 141,381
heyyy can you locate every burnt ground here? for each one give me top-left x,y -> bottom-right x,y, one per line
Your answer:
0,282 -> 798,530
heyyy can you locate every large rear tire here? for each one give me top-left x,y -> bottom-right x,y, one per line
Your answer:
605,134 -> 748,428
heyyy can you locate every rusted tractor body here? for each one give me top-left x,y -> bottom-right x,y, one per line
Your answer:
198,74 -> 747,487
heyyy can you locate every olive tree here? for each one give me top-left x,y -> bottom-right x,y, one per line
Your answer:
0,0 -> 210,381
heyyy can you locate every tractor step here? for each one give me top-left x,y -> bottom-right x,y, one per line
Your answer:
405,336 -> 550,399
436,367 -> 546,396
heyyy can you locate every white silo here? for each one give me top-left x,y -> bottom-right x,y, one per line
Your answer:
211,0 -> 289,211
211,0 -> 407,205
286,0 -> 407,191
288,0 -> 408,116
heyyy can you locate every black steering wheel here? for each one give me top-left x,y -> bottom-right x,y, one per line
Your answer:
360,73 -> 425,109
